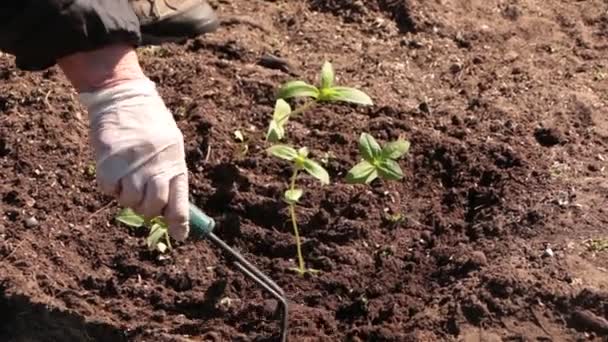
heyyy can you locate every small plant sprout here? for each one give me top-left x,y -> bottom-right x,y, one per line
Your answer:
266,61 -> 373,142
585,238 -> 608,252
116,208 -> 172,253
267,144 -> 329,275
266,99 -> 292,142
278,61 -> 374,106
384,212 -> 406,229
346,133 -> 410,184
233,129 -> 249,158
84,163 -> 96,178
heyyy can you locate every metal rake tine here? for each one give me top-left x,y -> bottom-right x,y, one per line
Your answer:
232,261 -> 288,342
207,233 -> 289,342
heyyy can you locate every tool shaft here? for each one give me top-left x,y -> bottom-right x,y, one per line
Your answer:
188,202 -> 288,342
189,204 -> 216,236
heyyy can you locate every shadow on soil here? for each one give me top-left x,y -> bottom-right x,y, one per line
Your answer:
0,287 -> 127,342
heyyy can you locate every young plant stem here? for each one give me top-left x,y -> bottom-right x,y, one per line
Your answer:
289,167 -> 306,274
165,231 -> 172,250
290,167 -> 299,190
289,204 -> 304,273
290,100 -> 316,117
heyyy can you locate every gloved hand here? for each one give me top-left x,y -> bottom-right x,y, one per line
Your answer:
78,78 -> 190,241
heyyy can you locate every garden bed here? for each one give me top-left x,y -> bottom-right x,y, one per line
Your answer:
1,0 -> 608,340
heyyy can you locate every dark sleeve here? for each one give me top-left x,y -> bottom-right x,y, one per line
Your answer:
0,0 -> 141,71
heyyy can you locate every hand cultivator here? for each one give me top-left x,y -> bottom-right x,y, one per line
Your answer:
188,203 -> 289,342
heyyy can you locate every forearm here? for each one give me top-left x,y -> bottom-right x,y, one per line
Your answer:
57,44 -> 146,93
0,1 -> 140,71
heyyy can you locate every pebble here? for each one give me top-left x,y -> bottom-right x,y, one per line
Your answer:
263,299 -> 279,316
24,216 -> 39,228
450,63 -> 463,74
420,230 -> 432,243
469,251 -> 488,267
258,54 -> 295,74
544,248 -> 554,257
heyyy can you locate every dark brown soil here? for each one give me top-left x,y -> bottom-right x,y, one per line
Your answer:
2,0 -> 608,341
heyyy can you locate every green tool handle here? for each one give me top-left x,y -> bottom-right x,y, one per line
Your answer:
189,202 -> 216,238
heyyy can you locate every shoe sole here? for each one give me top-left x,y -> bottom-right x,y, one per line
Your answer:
140,1 -> 219,45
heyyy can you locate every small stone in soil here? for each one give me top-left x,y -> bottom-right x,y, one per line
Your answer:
468,251 -> 488,267
450,63 -> 462,74
263,299 -> 279,316
420,230 -> 432,243
24,216 -> 39,228
258,54 -> 295,74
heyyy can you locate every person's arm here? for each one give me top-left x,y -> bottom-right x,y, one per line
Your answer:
60,43 -> 190,241
0,1 -> 140,71
57,44 -> 145,92
0,2 -> 190,241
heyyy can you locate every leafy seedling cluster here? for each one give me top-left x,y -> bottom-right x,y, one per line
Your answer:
112,62 -> 411,273
116,208 -> 172,253
264,61 -> 410,275
346,133 -> 410,184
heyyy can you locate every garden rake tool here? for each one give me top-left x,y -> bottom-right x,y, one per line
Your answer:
188,202 -> 289,342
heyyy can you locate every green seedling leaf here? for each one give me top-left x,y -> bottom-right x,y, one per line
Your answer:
116,208 -> 145,227
346,160 -> 378,184
150,216 -> 168,227
586,238 -> 608,252
321,86 -> 373,105
359,133 -> 382,162
382,138 -> 410,160
268,144 -> 298,161
85,164 -> 96,177
147,223 -> 167,251
233,130 -> 249,157
320,61 -> 334,89
266,120 -> 285,142
266,99 -> 293,142
298,146 -> 309,158
377,159 -> 404,181
273,99 -> 292,124
284,188 -> 303,204
303,158 -> 330,185
278,81 -> 320,99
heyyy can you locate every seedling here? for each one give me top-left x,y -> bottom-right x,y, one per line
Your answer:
384,212 -> 407,229
262,61 -> 412,276
278,61 -> 373,105
346,133 -> 410,184
585,238 -> 608,252
233,129 -> 249,158
266,99 -> 292,142
266,61 -> 373,142
84,163 -> 96,178
267,144 -> 329,275
115,208 -> 171,253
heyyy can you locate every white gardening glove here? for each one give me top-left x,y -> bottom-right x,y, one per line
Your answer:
79,78 -> 190,241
